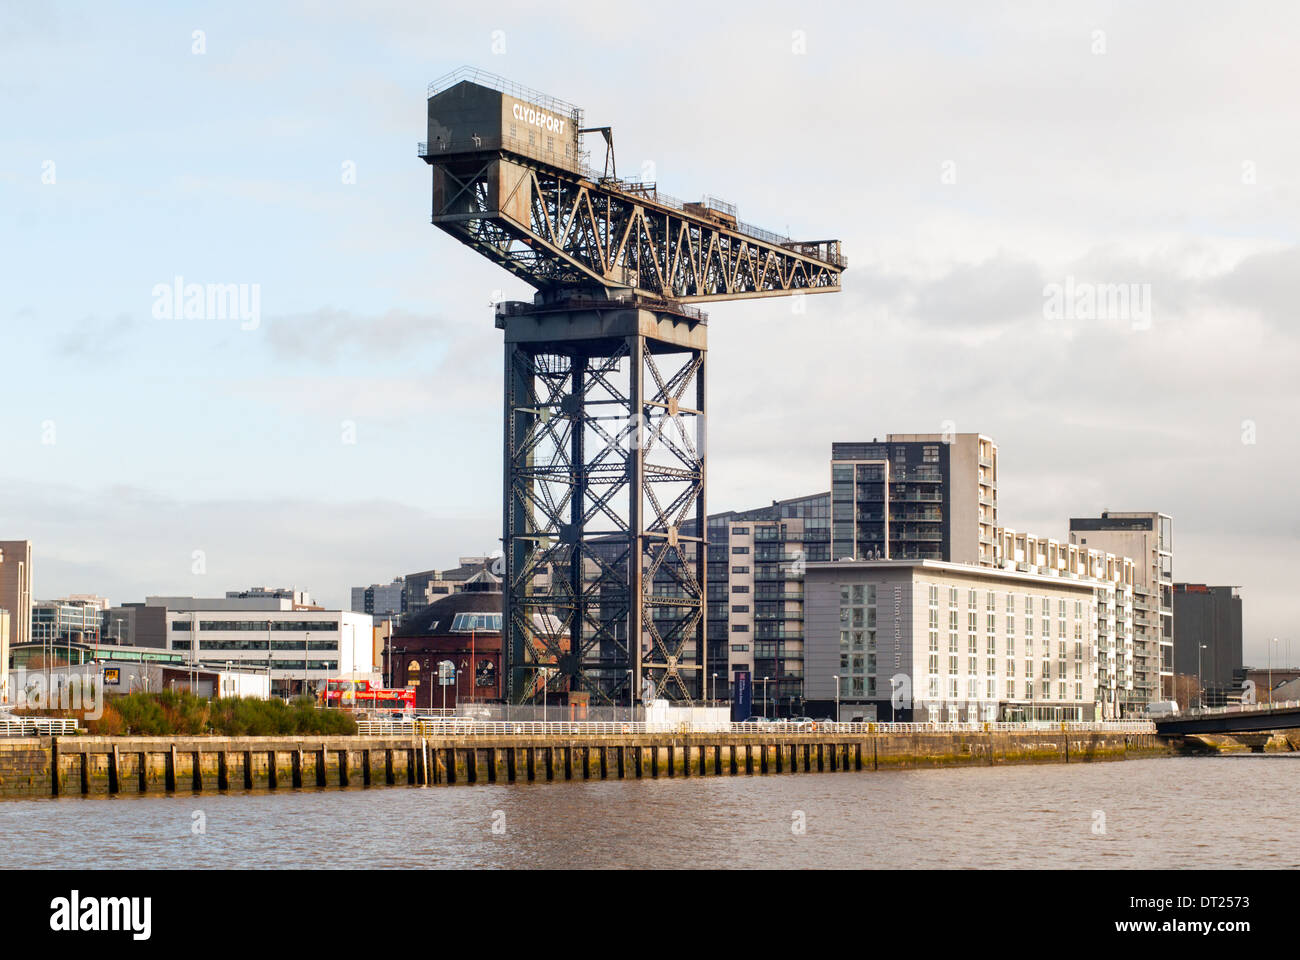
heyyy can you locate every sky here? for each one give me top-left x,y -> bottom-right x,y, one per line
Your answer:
2,1 -> 1297,666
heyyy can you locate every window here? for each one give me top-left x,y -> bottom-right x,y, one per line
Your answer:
732,546 -> 749,555
450,613 -> 502,633
732,585 -> 750,594
731,605 -> 749,614
731,624 -> 749,633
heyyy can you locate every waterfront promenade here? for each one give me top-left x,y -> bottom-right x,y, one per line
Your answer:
0,721 -> 1165,799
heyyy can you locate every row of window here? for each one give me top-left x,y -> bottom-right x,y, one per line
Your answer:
925,653 -> 1086,680
925,677 -> 1086,701
172,620 -> 340,632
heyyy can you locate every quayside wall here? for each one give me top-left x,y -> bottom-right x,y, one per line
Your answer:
0,731 -> 1172,798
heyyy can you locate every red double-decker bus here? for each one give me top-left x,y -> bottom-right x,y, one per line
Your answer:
320,679 -> 416,712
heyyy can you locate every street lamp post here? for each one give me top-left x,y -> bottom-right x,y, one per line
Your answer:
1197,643 -> 1207,710
832,674 -> 840,723
711,672 -> 717,705
1269,637 -> 1278,705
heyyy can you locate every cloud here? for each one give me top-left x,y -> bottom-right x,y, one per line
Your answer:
260,307 -> 451,364
54,313 -> 136,358
0,478 -> 495,611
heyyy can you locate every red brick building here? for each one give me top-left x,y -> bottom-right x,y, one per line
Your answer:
384,580 -> 502,711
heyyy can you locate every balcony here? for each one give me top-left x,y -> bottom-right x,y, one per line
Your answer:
893,530 -> 943,542
890,492 -> 943,503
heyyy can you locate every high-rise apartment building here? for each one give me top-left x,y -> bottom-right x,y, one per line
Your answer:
831,434 -> 998,566
705,492 -> 830,714
0,541 -> 33,651
1069,511 -> 1174,703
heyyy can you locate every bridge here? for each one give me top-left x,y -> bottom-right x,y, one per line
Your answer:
1154,699 -> 1300,751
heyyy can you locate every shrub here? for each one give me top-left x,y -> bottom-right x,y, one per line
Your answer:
85,702 -> 123,736
52,691 -> 359,736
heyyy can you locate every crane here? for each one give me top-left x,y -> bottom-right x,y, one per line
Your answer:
420,67 -> 845,707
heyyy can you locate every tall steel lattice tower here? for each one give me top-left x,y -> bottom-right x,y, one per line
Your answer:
420,68 -> 845,707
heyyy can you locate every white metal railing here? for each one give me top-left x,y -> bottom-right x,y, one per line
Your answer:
0,717 -> 79,736
1180,699 -> 1300,718
354,719 -> 1155,737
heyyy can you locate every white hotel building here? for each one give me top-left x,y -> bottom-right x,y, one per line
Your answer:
805,531 -> 1137,721
148,596 -> 374,698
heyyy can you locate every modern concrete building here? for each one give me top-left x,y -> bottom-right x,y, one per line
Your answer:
402,556 -> 501,617
99,602 -> 170,649
994,527 -> 1138,717
831,434 -> 998,566
0,541 -> 33,653
32,599 -> 106,646
1069,511 -> 1175,702
1172,584 -> 1243,707
805,558 -> 1101,722
225,587 -> 319,609
350,579 -> 406,619
152,595 -> 374,698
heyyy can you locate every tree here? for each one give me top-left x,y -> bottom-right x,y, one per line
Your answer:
1171,673 -> 1200,710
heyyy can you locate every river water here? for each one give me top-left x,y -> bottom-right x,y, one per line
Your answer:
5,756 -> 1296,869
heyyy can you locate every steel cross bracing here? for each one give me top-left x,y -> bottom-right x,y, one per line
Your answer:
424,82 -> 843,705
427,152 -> 844,303
503,320 -> 706,705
